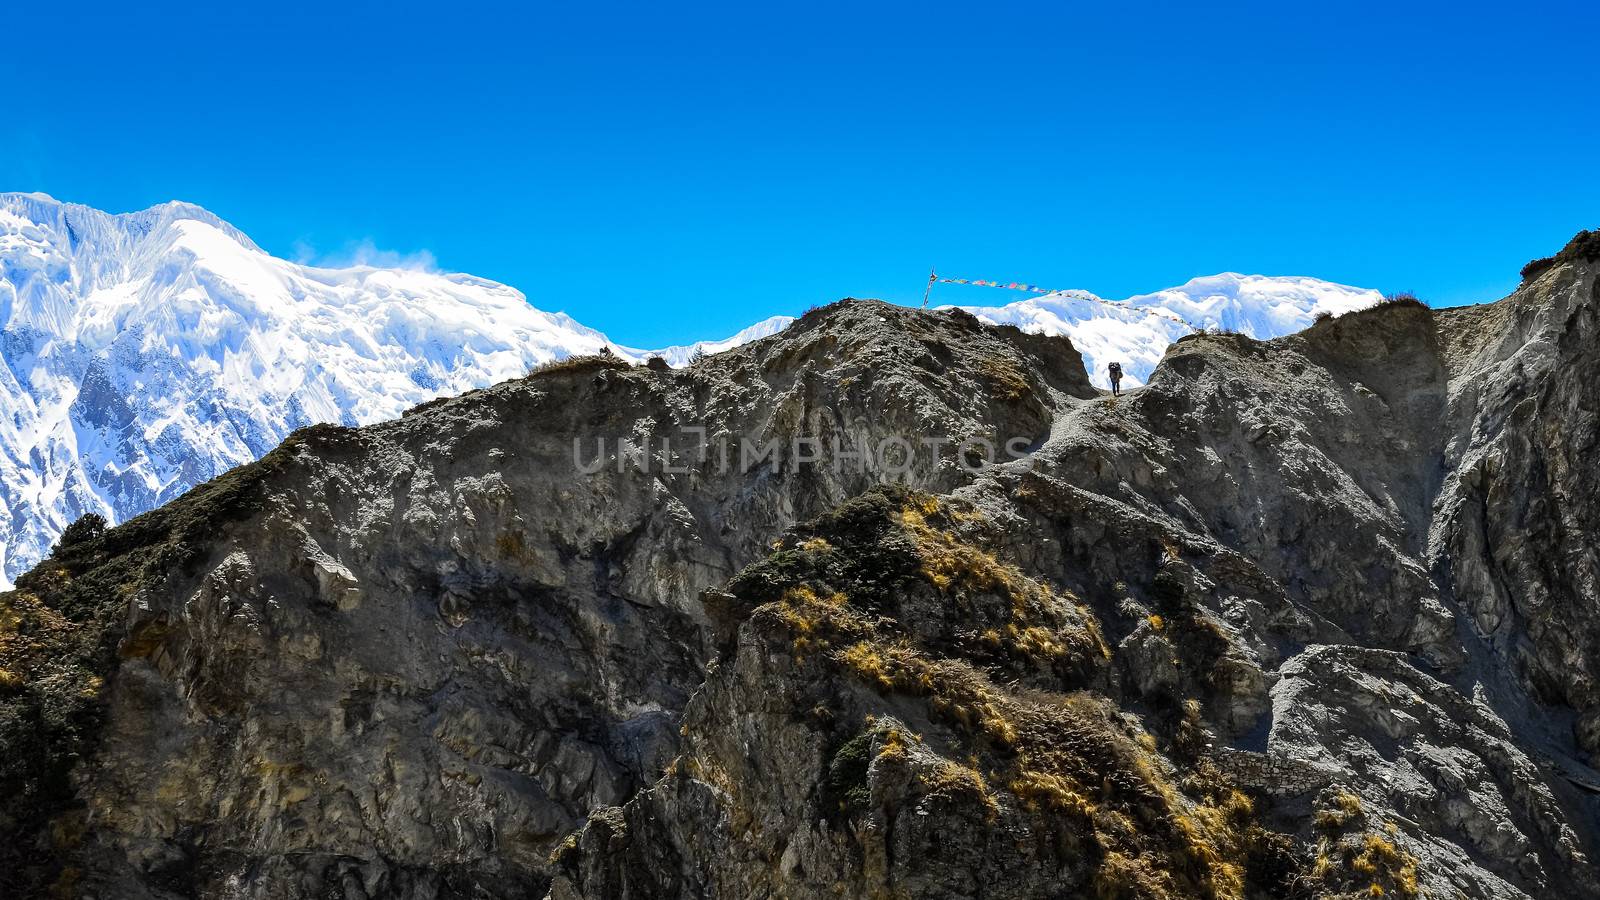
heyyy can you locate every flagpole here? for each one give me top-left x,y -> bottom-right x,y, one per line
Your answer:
921,267 -> 936,308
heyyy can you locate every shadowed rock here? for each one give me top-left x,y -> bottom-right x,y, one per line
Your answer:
5,237 -> 1600,900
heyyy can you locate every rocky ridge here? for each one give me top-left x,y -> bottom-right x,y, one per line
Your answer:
4,231 -> 1600,899
0,192 -> 784,590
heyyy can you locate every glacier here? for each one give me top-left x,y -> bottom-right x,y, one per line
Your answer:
0,194 -> 760,587
0,193 -> 1384,587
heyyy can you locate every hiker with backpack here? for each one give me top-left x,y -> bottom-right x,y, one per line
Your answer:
1108,361 -> 1124,397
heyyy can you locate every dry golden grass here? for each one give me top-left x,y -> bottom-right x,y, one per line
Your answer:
1309,791 -> 1421,899
975,356 -> 1032,401
1315,789 -> 1364,830
526,352 -> 632,378
895,499 -> 1109,668
0,589 -> 74,690
823,599 -> 1258,899
735,487 -> 1291,900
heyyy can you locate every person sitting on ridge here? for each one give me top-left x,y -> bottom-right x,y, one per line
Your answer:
1108,361 -> 1124,397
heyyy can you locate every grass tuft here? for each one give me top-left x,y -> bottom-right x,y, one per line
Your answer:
526,352 -> 632,378
723,484 -> 1293,899
1521,229 -> 1600,282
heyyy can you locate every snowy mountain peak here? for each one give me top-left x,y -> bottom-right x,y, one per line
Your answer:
0,195 -> 636,587
625,314 -> 797,366
0,194 -> 1385,588
946,273 -> 1380,389
0,191 -> 263,259
1125,272 -> 1380,332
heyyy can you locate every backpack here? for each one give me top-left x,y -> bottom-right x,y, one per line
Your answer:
1108,362 -> 1122,378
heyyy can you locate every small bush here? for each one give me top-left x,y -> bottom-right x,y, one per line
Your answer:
824,728 -> 878,815
1522,255 -> 1557,282
1520,228 -> 1600,282
1379,291 -> 1424,307
527,352 -> 632,378
55,514 -> 107,551
798,300 -> 851,322
1567,229 -> 1600,262
1315,789 -> 1365,830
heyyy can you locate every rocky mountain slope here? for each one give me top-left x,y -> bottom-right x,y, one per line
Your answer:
4,228 -> 1599,900
0,193 -> 1379,591
0,194 -> 768,589
549,234 -> 1600,900
0,296 -> 1093,898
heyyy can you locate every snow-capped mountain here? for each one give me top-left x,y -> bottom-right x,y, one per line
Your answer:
0,192 -> 1384,588
620,315 -> 796,366
0,193 -> 760,587
944,273 -> 1382,389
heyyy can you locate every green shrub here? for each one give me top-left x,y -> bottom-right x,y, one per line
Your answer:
824,729 -> 877,816
1379,291 -> 1425,307
527,351 -> 632,378
1521,229 -> 1600,282
55,514 -> 107,551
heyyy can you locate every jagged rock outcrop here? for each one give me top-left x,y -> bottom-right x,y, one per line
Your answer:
0,301 -> 1091,898
1432,235 -> 1600,754
0,192 -> 794,592
548,234 -> 1600,900
6,232 -> 1600,900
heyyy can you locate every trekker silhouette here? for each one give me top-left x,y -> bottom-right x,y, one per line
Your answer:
1108,361 -> 1123,397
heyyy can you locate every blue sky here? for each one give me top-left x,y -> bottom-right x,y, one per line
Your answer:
4,1 -> 1596,346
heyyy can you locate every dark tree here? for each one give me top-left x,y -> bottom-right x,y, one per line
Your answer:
56,513 -> 107,551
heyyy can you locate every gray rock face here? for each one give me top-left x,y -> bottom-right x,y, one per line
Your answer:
549,245 -> 1600,900
8,235 -> 1600,900
1433,261 -> 1600,751
1,301 -> 1090,898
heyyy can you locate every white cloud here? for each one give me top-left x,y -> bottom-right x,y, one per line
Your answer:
292,237 -> 438,272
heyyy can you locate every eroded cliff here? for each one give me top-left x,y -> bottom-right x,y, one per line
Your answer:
5,232 -> 1600,899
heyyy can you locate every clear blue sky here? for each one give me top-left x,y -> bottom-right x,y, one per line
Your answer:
4,1 -> 1596,346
